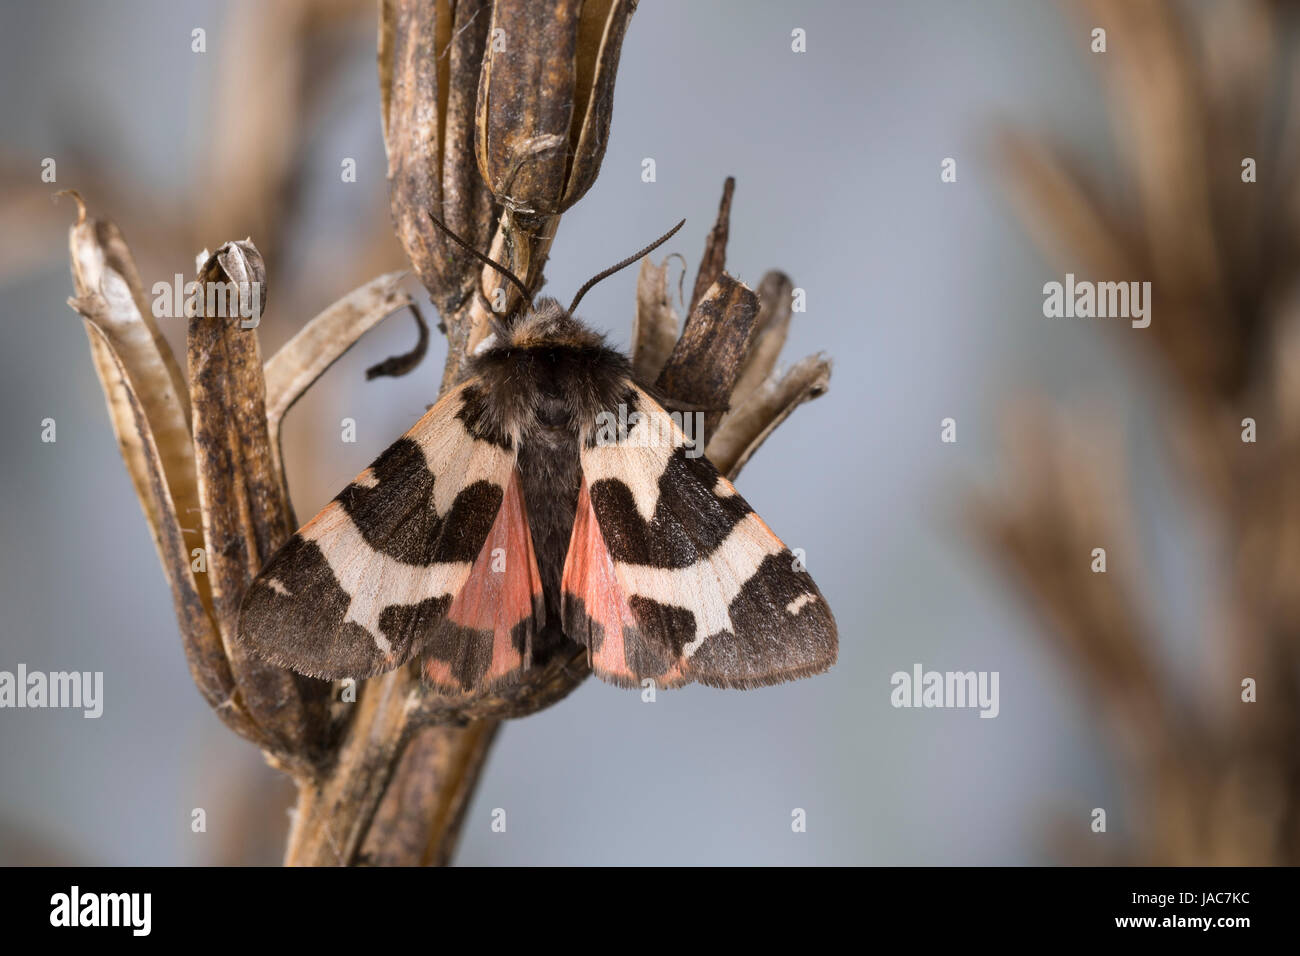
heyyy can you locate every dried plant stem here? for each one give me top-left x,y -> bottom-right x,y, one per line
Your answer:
365,719 -> 501,867
284,672 -> 417,865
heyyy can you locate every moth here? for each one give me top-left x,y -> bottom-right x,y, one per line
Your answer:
239,216 -> 837,693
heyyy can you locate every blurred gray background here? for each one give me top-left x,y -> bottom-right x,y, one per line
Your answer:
0,0 -> 1182,864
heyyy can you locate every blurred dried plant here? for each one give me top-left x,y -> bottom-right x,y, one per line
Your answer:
63,0 -> 830,865
980,0 -> 1300,863
6,0 -> 405,306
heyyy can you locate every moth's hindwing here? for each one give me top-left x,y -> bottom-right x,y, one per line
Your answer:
561,384 -> 838,689
238,379 -> 538,686
422,467 -> 545,692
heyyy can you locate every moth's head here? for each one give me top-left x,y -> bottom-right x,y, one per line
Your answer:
467,303 -> 629,439
480,298 -> 604,353
471,299 -> 625,387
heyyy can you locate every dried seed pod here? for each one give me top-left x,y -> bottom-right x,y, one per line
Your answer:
188,240 -> 329,768
475,0 -> 636,223
380,0 -> 496,308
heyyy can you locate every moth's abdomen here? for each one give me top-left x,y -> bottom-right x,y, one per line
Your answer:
516,429 -> 585,642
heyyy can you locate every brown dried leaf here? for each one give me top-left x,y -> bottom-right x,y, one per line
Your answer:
65,196 -> 278,745
690,176 -> 734,315
729,270 -> 794,411
263,270 -> 414,505
264,271 -> 412,419
66,196 -> 194,473
707,354 -> 830,480
631,256 -> 681,381
79,322 -> 261,740
656,274 -> 761,436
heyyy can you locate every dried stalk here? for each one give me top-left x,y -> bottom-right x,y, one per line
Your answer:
66,1 -> 832,866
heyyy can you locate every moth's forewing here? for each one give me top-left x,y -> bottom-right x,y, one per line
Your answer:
562,384 -> 837,689
238,379 -> 531,683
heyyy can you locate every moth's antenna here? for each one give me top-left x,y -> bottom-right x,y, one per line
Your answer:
427,210 -> 534,309
568,218 -> 686,314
